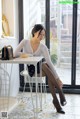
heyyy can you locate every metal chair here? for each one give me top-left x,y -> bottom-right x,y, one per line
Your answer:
20,65 -> 47,112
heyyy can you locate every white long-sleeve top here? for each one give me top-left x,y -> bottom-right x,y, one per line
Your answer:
14,39 -> 59,79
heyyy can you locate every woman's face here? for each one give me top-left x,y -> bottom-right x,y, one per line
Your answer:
34,30 -> 45,41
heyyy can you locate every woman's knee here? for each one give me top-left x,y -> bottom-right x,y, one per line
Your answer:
42,63 -> 48,69
42,63 -> 51,73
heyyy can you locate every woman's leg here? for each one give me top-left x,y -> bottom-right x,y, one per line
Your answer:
42,69 -> 62,111
42,66 -> 65,113
42,63 -> 66,105
48,77 -> 62,111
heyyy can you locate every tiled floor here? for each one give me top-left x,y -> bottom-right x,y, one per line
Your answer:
61,94 -> 80,119
8,93 -> 80,119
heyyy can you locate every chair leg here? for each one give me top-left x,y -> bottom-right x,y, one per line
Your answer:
21,83 -> 26,103
28,76 -> 36,118
39,77 -> 47,110
43,82 -> 47,103
39,81 -> 42,111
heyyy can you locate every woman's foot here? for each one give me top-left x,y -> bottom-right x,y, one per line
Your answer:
52,100 -> 65,114
61,100 -> 67,106
57,108 -> 65,114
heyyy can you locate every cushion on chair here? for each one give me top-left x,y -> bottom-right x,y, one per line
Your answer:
20,70 -> 28,76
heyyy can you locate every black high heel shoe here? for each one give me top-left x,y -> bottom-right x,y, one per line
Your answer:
57,108 -> 65,114
61,101 -> 67,106
52,100 -> 65,114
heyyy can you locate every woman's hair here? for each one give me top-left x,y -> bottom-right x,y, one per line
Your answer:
31,24 -> 45,37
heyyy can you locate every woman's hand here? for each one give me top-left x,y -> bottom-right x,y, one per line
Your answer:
20,53 -> 28,58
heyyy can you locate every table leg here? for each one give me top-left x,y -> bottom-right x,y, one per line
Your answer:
35,64 -> 38,118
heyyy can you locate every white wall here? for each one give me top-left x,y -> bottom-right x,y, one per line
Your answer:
0,0 -> 19,97
0,0 -> 2,37
2,0 -> 19,40
14,0 -> 19,40
2,0 -> 14,36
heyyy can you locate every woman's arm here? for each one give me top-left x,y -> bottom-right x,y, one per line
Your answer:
14,39 -> 25,57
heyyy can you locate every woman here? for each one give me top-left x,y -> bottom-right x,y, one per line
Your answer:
14,24 -> 67,114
